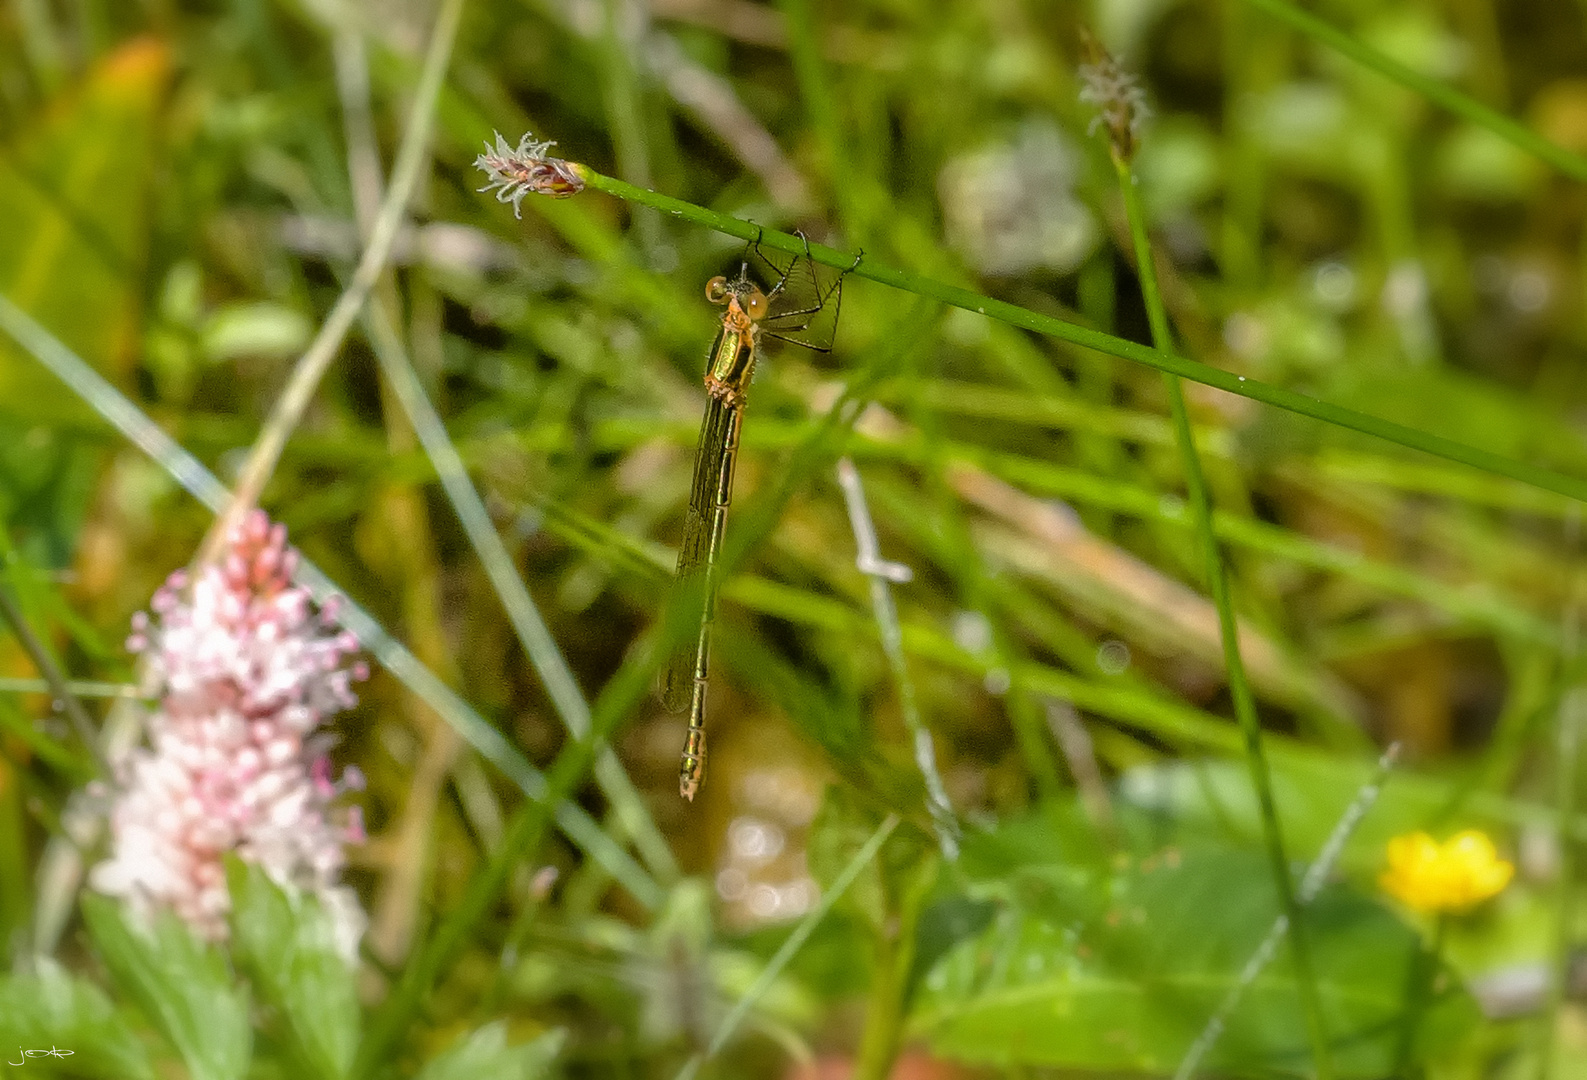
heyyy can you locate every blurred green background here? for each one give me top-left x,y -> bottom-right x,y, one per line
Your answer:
5,0 -> 1587,1076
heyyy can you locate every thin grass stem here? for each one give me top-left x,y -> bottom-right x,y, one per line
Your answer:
777,0 -> 857,231
1113,150 -> 1332,1078
836,459 -> 958,860
1539,506 -> 1584,1079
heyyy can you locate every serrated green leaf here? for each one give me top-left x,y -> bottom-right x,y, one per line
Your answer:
81,894 -> 251,1080
413,1022 -> 563,1080
914,820 -> 1480,1075
226,859 -> 360,1080
0,958 -> 156,1080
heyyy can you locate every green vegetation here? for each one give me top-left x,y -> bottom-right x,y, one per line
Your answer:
3,0 -> 1587,1076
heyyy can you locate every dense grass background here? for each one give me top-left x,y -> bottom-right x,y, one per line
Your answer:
4,0 -> 1587,1076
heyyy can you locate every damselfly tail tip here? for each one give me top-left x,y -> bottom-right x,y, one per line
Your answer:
680,776 -> 699,801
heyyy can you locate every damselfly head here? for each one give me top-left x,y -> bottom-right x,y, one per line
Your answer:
706,273 -> 769,322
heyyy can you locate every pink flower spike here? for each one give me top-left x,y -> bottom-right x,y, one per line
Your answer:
91,513 -> 367,961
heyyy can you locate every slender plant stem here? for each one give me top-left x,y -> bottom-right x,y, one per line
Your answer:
778,0 -> 858,231
1176,743 -> 1400,1080
567,165 -> 1587,506
836,459 -> 958,859
672,815 -> 901,1080
854,856 -> 933,1080
1542,691 -> 1582,1080
1396,914 -> 1449,1075
597,0 -> 660,251
198,0 -> 466,567
363,303 -> 678,882
1113,152 -> 1332,1079
1238,0 -> 1587,184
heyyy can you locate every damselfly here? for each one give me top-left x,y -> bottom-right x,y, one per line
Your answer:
663,235 -> 855,800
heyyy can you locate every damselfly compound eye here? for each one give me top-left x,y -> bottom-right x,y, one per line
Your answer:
706,276 -> 729,303
743,288 -> 768,320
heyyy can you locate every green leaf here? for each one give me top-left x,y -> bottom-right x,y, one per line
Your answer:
81,894 -> 251,1080
0,958 -> 155,1080
226,859 -> 360,1080
413,1022 -> 564,1080
913,816 -> 1480,1075
1116,754 -> 1511,881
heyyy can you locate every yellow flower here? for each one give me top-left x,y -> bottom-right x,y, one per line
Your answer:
1379,830 -> 1514,914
